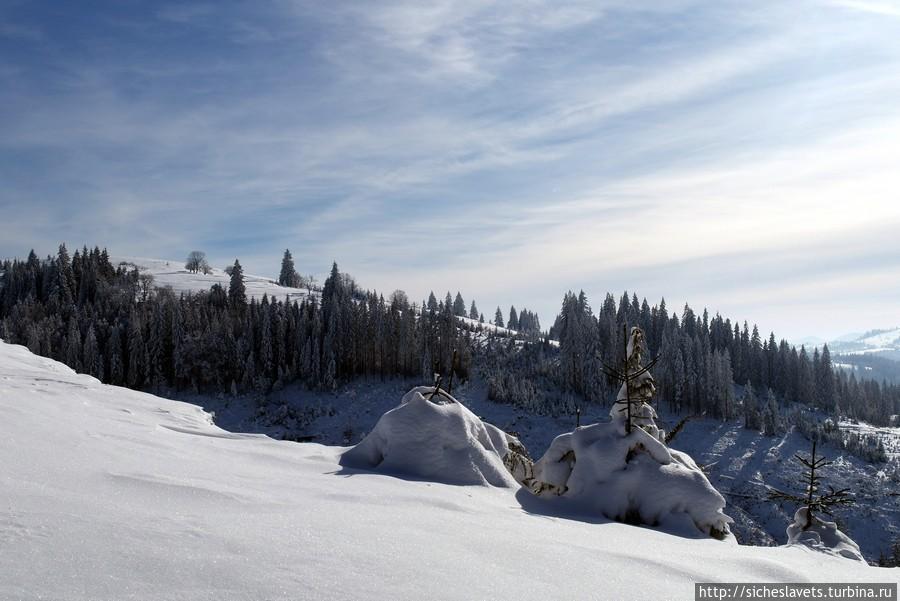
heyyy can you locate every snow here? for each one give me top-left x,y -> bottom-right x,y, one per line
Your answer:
787,508 -> 864,562
857,328 -> 900,349
174,374 -> 900,563
530,412 -> 733,539
669,416 -> 900,560
113,256 -> 315,303
526,327 -> 733,538
0,339 -> 894,600
340,386 -> 519,487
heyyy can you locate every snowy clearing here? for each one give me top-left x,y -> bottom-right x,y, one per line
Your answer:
113,256 -> 315,303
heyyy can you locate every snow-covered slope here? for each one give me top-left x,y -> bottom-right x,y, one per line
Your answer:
814,327 -> 900,356
114,256 -> 315,302
670,417 -> 900,560
0,340 -> 894,600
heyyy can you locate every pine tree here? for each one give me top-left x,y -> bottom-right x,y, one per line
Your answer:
65,319 -> 82,372
469,300 -> 479,320
763,388 -> 780,436
452,292 -> 466,317
228,260 -> 247,307
53,243 -> 75,310
278,249 -> 299,287
743,381 -> 761,431
108,326 -> 124,385
494,307 -> 504,328
508,306 -> 519,331
127,312 -> 146,388
82,324 -> 99,378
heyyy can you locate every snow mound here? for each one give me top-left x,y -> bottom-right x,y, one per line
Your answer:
529,325 -> 732,539
786,508 -> 864,562
531,419 -> 733,538
340,386 -> 519,487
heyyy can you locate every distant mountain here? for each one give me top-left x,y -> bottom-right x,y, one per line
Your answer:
794,327 -> 900,356
830,327 -> 900,357
800,327 -> 900,384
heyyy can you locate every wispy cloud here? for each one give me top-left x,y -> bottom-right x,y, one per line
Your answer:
2,0 -> 899,338
829,0 -> 900,17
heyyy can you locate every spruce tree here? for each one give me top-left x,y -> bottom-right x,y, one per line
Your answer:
82,324 -> 99,378
279,249 -> 299,287
494,307 -> 504,328
508,306 -> 519,331
127,312 -> 146,388
228,260 -> 247,307
452,292 -> 466,317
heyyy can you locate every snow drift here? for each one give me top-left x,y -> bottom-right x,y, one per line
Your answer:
340,386 -> 520,487
786,508 -> 864,562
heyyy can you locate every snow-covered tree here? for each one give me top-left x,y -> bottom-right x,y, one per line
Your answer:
742,381 -> 762,431
763,388 -> 781,436
529,325 -> 732,539
607,326 -> 658,436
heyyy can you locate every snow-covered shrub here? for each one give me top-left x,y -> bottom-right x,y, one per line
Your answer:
528,327 -> 733,539
339,386 -> 521,487
786,508 -> 864,562
530,415 -> 733,538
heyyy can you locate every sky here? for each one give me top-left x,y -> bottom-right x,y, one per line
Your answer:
2,0 -> 900,341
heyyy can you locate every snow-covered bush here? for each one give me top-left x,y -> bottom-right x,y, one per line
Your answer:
786,508 -> 864,561
339,386 -> 521,487
528,327 -> 733,539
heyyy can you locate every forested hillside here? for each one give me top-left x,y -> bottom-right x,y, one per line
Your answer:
1,245 -> 898,433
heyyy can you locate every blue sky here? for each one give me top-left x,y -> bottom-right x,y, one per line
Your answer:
2,0 -> 900,339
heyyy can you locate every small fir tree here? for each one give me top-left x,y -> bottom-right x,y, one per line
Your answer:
768,435 -> 854,530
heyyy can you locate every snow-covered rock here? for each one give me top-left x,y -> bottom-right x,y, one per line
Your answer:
786,508 -> 864,562
339,386 -> 519,487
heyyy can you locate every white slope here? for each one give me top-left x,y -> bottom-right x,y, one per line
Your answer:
0,341 -> 894,601
857,328 -> 900,349
113,256 -> 314,303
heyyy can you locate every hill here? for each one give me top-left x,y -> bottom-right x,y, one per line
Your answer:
0,339 -> 894,600
113,256 -> 316,303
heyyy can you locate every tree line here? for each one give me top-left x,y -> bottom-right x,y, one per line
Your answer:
483,289 -> 899,427
0,245 -> 476,396
1,245 -> 898,430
